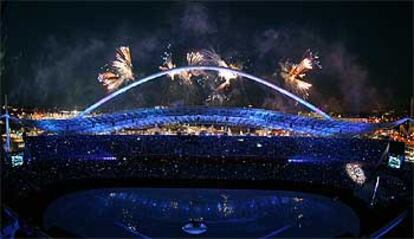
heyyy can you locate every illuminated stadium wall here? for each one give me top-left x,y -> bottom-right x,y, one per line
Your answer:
26,107 -> 375,136
19,107 -> 413,137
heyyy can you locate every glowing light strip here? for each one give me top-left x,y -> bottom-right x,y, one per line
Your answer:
370,176 -> 380,206
260,225 -> 292,239
371,210 -> 408,239
384,117 -> 414,127
79,66 -> 331,119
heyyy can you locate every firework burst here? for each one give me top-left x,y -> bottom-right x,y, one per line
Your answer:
188,49 -> 243,103
279,49 -> 321,98
157,47 -> 245,104
186,51 -> 205,65
192,49 -> 242,91
98,46 -> 135,92
215,62 -> 242,91
159,46 -> 202,85
159,45 -> 178,80
184,51 -> 205,79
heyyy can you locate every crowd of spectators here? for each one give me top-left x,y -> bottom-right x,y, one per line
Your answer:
2,135 -> 412,238
23,135 -> 395,162
3,135 -> 409,201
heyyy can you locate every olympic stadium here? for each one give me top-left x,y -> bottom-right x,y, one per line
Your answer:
2,66 -> 413,238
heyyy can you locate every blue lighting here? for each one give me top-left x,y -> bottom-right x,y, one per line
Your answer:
182,222 -> 208,235
43,188 -> 360,237
26,107 -> 376,136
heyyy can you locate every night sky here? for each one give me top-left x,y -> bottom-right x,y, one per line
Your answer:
1,1 -> 412,114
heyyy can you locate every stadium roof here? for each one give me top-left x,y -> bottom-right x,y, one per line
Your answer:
17,107 -> 411,136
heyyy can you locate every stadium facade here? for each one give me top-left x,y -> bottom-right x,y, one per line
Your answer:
18,107 -> 413,137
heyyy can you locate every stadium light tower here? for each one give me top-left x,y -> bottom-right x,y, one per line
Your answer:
3,95 -> 11,153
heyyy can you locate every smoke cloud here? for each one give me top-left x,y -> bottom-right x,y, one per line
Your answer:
4,2 -> 395,114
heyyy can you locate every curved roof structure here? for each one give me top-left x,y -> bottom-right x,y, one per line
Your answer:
79,66 -> 331,119
20,107 -> 411,136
